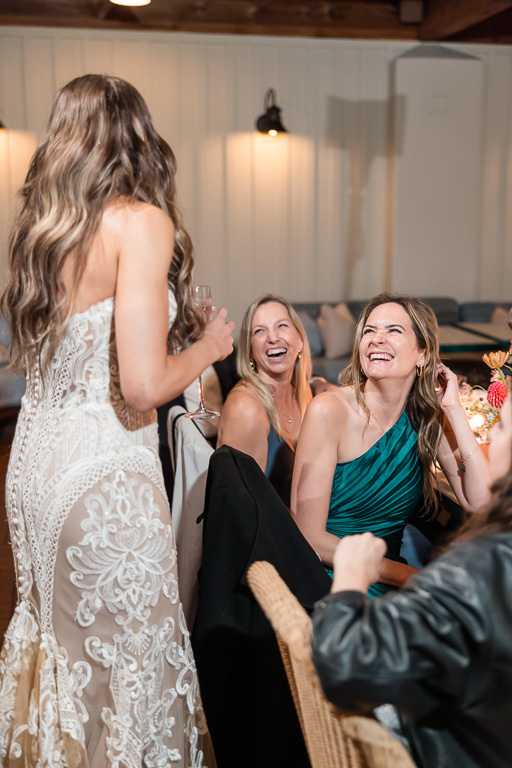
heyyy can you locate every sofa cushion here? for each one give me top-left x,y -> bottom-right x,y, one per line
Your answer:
491,306 -> 511,326
296,310 -> 324,358
317,303 -> 355,359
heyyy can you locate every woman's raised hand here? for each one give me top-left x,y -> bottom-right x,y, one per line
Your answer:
203,307 -> 235,361
435,362 -> 461,411
331,532 -> 387,594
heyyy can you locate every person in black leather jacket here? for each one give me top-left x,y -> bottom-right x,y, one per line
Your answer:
311,392 -> 512,768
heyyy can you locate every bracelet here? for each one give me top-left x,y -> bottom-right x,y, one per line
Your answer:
461,445 -> 478,472
310,375 -> 327,386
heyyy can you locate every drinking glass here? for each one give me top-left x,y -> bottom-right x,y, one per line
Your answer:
186,284 -> 220,420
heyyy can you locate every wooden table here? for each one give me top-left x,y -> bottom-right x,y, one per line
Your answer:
456,322 -> 511,347
438,325 -> 505,354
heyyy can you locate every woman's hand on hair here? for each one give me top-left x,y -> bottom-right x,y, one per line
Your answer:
435,362 -> 461,412
202,307 -> 235,361
331,532 -> 387,594
310,376 -> 338,395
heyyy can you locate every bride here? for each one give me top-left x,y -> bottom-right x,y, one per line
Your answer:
0,74 -> 234,767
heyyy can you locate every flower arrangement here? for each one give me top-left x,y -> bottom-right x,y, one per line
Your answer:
460,348 -> 511,441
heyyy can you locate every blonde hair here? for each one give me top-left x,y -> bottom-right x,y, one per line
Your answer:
341,293 -> 443,513
237,294 -> 312,436
2,74 -> 202,375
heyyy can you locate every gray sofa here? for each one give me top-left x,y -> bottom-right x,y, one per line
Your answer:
293,297 -> 510,382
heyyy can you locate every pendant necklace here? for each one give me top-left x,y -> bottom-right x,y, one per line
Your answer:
280,409 -> 293,424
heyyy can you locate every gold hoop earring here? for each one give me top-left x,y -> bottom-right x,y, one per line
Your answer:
297,349 -> 303,360
250,359 -> 256,370
416,365 -> 424,378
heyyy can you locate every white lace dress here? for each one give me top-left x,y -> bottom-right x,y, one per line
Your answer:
0,294 -> 214,768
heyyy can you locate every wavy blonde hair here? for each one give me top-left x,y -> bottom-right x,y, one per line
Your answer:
2,73 -> 202,376
237,294 -> 312,437
341,293 -> 443,513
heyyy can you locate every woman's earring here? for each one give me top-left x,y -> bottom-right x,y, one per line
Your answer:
416,365 -> 424,378
297,349 -> 303,360
249,358 -> 256,370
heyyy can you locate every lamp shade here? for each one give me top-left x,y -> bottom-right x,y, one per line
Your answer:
256,88 -> 287,136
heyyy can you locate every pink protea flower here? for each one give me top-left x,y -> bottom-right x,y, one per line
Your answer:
487,380 -> 509,409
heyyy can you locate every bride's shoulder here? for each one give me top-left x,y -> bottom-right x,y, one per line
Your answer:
102,199 -> 173,239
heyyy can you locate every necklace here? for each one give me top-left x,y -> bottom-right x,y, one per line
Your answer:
280,409 -> 293,424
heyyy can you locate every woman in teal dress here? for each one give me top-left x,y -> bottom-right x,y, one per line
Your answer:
291,293 -> 491,596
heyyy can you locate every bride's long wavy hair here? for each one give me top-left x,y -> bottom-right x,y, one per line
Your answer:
341,293 -> 443,514
2,73 -> 203,375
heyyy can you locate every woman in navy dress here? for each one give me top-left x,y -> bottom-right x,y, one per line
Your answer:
217,294 -> 314,507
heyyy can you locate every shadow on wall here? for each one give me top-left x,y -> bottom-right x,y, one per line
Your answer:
325,92 -> 406,297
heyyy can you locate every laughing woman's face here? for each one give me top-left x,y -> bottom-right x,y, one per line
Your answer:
250,302 -> 303,382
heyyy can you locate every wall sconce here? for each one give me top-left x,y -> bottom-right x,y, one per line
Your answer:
256,88 -> 288,136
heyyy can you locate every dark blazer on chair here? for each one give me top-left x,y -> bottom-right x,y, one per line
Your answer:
192,445 -> 332,768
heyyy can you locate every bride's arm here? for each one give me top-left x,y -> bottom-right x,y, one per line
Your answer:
114,203 -> 234,411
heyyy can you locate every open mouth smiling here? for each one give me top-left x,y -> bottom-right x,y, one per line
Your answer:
266,347 -> 287,359
369,352 -> 393,362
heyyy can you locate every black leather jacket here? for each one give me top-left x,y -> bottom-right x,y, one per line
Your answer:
311,532 -> 512,768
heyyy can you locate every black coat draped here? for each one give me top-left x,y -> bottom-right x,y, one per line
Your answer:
192,445 -> 332,768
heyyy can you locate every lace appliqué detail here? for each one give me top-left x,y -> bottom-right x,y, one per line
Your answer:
68,469 -> 179,630
0,601 -> 89,764
67,469 -> 204,766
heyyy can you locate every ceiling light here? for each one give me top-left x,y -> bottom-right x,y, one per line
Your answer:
109,0 -> 151,6
256,88 -> 288,136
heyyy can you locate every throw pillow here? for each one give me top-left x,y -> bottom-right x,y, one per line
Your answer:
491,306 -> 511,326
317,303 -> 355,359
296,311 -> 324,358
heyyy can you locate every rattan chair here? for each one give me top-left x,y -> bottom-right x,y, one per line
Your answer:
246,560 -> 417,768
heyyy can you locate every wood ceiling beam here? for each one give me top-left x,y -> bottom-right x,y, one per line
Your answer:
418,0 -> 512,41
0,1 -> 416,40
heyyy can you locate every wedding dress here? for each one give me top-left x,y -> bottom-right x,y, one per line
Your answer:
0,293 -> 213,768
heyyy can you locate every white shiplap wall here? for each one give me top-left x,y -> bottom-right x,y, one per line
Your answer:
1,27 -> 512,328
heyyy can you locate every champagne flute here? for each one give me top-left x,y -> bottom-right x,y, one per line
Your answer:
186,284 -> 220,420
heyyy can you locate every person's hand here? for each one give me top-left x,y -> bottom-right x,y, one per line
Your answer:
202,307 -> 235,360
435,362 -> 461,411
331,532 -> 387,594
311,377 -> 338,395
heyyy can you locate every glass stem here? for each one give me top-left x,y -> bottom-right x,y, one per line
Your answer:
197,374 -> 206,412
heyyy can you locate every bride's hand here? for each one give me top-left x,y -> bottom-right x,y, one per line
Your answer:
203,307 -> 235,360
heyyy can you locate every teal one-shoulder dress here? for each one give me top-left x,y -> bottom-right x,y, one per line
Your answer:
326,410 -> 423,598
